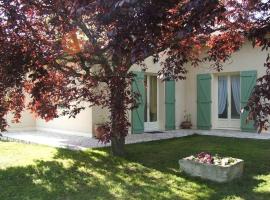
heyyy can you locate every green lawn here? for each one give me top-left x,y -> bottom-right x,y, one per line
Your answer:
0,135 -> 270,200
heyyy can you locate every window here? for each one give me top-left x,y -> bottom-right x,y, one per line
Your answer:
218,74 -> 240,120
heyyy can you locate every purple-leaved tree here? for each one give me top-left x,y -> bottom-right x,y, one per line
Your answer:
0,0 -> 269,156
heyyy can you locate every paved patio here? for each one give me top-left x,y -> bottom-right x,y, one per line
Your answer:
1,129 -> 270,150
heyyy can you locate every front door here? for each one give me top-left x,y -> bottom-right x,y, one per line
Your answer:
144,75 -> 158,131
216,74 -> 241,129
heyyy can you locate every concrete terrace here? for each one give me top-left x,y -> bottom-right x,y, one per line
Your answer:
1,129 -> 270,151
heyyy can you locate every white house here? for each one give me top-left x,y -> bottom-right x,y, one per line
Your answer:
7,41 -> 269,136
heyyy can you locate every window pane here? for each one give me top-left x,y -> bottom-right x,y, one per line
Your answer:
231,75 -> 240,119
149,76 -> 157,122
218,76 -> 228,119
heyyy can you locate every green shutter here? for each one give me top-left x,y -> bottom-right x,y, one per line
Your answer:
197,74 -> 212,130
131,71 -> 145,134
240,70 -> 257,132
165,80 -> 175,130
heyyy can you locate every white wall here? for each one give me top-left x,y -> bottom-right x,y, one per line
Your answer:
7,94 -> 36,132
4,54 -> 186,134
36,106 -> 93,136
7,110 -> 36,132
6,96 -> 94,136
184,42 -> 269,129
91,105 -> 110,134
6,42 -> 267,134
175,80 -> 186,129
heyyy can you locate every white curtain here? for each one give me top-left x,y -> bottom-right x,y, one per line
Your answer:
218,76 -> 227,115
231,76 -> 241,114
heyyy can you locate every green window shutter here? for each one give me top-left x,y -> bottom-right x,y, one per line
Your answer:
165,80 -> 175,130
197,74 -> 212,130
131,71 -> 145,134
240,70 -> 257,132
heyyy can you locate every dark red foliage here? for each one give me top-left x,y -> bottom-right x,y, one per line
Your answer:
247,55 -> 270,132
0,0 -> 269,155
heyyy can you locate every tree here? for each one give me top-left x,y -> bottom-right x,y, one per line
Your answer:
243,1 -> 270,132
0,0 -> 269,156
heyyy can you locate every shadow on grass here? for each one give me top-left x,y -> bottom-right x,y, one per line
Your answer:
0,148 -> 212,200
121,135 -> 270,200
0,135 -> 270,200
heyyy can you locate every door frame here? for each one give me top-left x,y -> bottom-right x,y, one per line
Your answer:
212,72 -> 241,130
144,74 -> 160,132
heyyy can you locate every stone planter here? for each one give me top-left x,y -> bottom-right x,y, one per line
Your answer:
179,156 -> 244,183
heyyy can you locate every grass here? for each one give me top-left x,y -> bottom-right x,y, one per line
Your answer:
0,135 -> 270,200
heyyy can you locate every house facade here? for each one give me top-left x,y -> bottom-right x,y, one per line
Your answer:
7,41 -> 269,136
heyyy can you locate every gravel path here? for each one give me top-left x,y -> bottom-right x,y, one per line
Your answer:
1,129 -> 270,150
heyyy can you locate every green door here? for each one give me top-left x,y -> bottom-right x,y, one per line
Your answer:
131,71 -> 145,134
197,74 -> 212,130
240,70 -> 257,132
165,80 -> 175,130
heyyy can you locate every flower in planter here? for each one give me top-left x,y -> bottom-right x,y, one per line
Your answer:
197,152 -> 214,164
221,157 -> 237,166
189,152 -> 238,166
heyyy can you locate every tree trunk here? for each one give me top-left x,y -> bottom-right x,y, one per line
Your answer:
111,136 -> 125,157
109,77 -> 129,157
